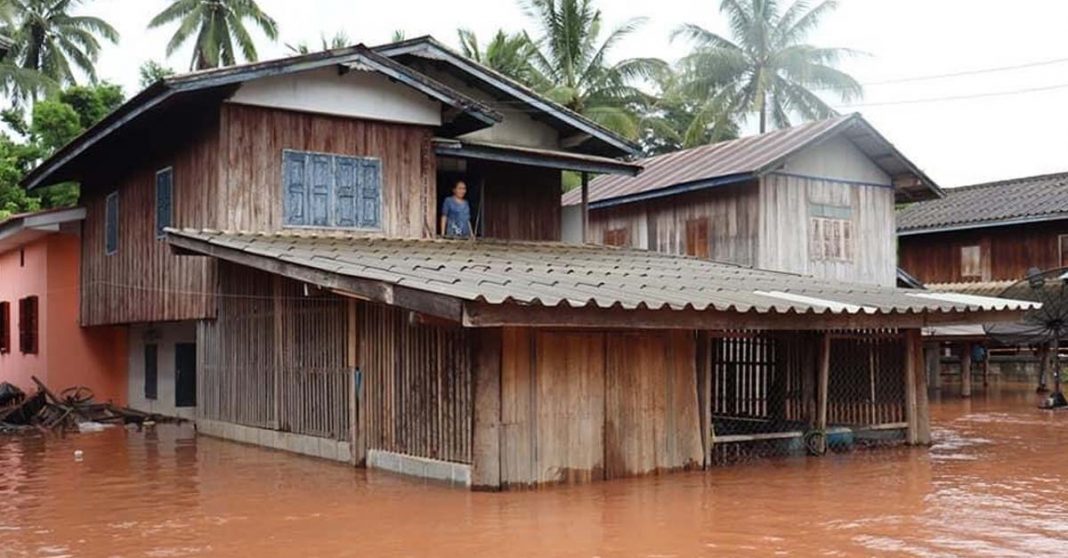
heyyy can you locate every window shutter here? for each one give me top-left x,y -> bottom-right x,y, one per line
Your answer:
18,296 -> 37,355
358,159 -> 382,228
105,192 -> 119,255
144,344 -> 158,400
155,168 -> 173,238
0,301 -> 9,354
283,151 -> 309,226
310,154 -> 333,227
334,156 -> 358,228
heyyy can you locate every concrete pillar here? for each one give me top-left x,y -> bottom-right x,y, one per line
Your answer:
960,342 -> 973,398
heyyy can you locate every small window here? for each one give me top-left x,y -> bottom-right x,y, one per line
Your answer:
18,296 -> 38,355
283,150 -> 382,230
144,344 -> 158,400
961,245 -> 982,278
810,217 -> 854,262
603,227 -> 629,247
105,191 -> 119,255
155,167 -> 173,239
0,301 -> 9,354
685,218 -> 710,259
1059,234 -> 1068,268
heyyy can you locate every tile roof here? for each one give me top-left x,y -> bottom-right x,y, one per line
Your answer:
897,171 -> 1068,234
562,113 -> 939,208
167,229 -> 1036,320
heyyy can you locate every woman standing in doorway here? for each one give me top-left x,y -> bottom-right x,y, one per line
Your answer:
440,180 -> 474,239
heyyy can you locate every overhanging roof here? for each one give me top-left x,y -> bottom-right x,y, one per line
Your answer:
0,207 -> 85,253
433,138 -> 642,176
897,171 -> 1068,235
166,229 -> 1035,330
22,44 -> 501,191
562,113 -> 942,209
375,36 -> 641,158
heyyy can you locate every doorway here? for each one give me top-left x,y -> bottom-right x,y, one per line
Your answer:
175,343 -> 197,408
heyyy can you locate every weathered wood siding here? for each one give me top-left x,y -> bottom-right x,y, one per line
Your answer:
360,304 -> 473,464
80,112 -> 220,326
759,174 -> 897,286
498,328 -> 702,488
219,103 -> 437,238
587,182 -> 760,265
898,220 -> 1068,284
198,263 -> 352,440
474,160 -> 562,241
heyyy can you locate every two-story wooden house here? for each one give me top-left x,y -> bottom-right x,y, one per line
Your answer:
22,37 -> 1030,490
562,113 -> 940,287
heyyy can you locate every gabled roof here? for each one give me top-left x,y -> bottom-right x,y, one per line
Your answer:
562,113 -> 941,208
0,207 -> 85,253
375,35 -> 640,157
22,44 -> 502,191
166,228 -> 1035,330
897,171 -> 1068,235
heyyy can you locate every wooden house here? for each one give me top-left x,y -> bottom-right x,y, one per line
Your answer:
562,114 -> 940,287
898,172 -> 1068,392
23,37 -> 1031,490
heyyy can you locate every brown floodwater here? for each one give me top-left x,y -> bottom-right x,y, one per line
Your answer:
2,383 -> 1067,557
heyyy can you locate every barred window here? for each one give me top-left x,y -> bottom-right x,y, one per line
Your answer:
810,217 -> 854,262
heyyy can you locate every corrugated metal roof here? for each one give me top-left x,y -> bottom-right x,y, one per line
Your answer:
562,113 -> 940,208
897,171 -> 1068,234
926,280 -> 1018,298
167,229 -> 1036,319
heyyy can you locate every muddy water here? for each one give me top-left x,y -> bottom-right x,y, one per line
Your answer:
2,384 -> 1066,557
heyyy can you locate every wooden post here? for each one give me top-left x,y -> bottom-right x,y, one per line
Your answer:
924,342 -> 941,391
472,327 -> 502,490
904,330 -> 930,445
960,341 -> 973,398
695,331 -> 712,468
272,275 -> 284,430
981,342 -> 990,387
1038,343 -> 1050,392
816,332 -> 831,453
580,172 -> 590,243
346,299 -> 365,466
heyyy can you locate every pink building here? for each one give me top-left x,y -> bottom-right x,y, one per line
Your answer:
0,208 -> 126,404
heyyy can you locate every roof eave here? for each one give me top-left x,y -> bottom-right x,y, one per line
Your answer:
433,139 -> 641,176
898,212 -> 1068,236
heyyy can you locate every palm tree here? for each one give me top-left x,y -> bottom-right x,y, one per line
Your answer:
149,0 -> 279,71
5,0 -> 119,86
520,0 -> 665,139
457,29 -> 538,85
675,0 -> 862,133
637,65 -> 737,156
285,31 -> 349,56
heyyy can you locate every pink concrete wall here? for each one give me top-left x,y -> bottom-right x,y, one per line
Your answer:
0,234 -> 126,404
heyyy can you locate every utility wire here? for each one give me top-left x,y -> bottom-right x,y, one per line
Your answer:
834,81 -> 1068,109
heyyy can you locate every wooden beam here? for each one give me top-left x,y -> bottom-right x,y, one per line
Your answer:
471,327 -> 502,490
580,172 -> 590,243
816,332 -> 831,454
904,329 -> 919,445
463,302 -> 1027,332
912,330 -> 931,445
695,331 -> 712,468
960,341 -> 973,398
924,342 -> 942,391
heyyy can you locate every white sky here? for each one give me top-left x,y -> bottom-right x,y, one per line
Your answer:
85,0 -> 1068,187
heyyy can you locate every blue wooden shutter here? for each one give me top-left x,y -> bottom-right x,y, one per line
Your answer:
105,191 -> 119,255
310,154 -> 333,227
155,168 -> 173,238
283,151 -> 308,226
358,159 -> 382,229
334,156 -> 358,228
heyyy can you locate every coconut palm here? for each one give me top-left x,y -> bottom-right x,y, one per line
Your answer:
5,0 -> 119,86
520,0 -> 665,139
637,65 -> 737,156
457,29 -> 539,85
285,31 -> 349,56
674,0 -> 862,133
149,0 -> 279,71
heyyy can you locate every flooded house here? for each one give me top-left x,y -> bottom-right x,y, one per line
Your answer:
20,38 -> 1033,490
897,172 -> 1068,393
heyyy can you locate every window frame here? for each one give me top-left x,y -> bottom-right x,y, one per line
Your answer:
155,166 -> 174,240
105,190 -> 119,256
603,227 -> 629,247
685,217 -> 710,259
0,301 -> 9,354
960,244 -> 982,279
1059,234 -> 1068,268
18,296 -> 38,355
809,216 -> 855,262
281,149 -> 383,231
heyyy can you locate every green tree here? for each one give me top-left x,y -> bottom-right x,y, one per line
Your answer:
520,0 -> 665,139
675,0 -> 862,133
0,134 -> 43,220
138,60 -> 175,87
457,29 -> 539,84
636,66 -> 737,156
149,0 -> 279,70
6,0 -> 119,86
285,31 -> 349,55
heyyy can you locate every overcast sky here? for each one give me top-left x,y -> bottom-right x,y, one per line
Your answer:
85,0 -> 1068,188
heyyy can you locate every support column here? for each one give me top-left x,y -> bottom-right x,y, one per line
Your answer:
1038,343 -> 1050,392
981,342 -> 990,388
816,332 -> 831,453
580,172 -> 590,243
905,330 -> 931,445
695,331 -> 712,468
924,342 -> 941,391
346,299 -> 365,466
472,327 -> 502,490
960,341 -> 973,398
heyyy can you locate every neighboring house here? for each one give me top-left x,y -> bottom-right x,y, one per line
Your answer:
22,37 -> 1025,490
562,113 -> 941,287
0,208 -> 126,403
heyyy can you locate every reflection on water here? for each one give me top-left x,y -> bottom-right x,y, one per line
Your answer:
1,383 -> 1065,557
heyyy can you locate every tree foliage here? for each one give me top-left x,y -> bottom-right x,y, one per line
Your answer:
148,0 -> 279,70
138,60 -> 176,87
5,0 -> 119,87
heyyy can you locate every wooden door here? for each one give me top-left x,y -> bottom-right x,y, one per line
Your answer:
175,343 -> 197,408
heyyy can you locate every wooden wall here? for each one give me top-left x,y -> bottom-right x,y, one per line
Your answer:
898,220 -> 1068,284
588,182 -> 759,266
360,303 -> 473,464
474,160 -> 562,241
80,110 -> 220,326
495,328 -> 702,488
219,103 -> 437,238
198,263 -> 352,441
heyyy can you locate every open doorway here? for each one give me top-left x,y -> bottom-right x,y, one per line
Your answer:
436,158 -> 483,238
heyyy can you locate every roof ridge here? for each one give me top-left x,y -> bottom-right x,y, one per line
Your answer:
947,170 -> 1068,192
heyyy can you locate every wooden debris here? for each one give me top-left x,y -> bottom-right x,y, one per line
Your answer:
0,377 -> 183,434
